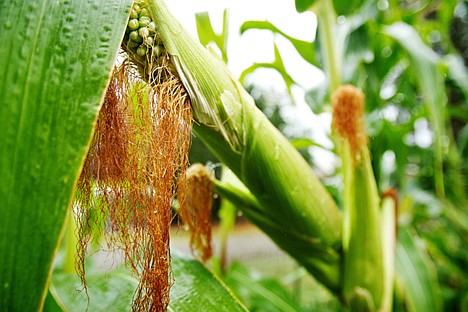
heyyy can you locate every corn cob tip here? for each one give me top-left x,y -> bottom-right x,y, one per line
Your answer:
122,0 -> 166,75
332,85 -> 367,161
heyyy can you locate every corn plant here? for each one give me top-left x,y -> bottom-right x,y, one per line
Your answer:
1,0 -> 467,311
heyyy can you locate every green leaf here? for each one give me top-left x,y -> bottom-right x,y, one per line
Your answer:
295,0 -> 317,13
458,123 -> 468,157
0,0 -> 131,309
332,0 -> 366,16
51,269 -> 138,312
304,81 -> 329,114
331,1 -> 376,82
396,227 -> 443,312
313,0 -> 376,92
169,253 -> 248,311
43,290 -> 64,312
290,138 -> 325,150
240,43 -> 297,100
196,12 -> 218,48
214,175 -> 342,294
384,23 -> 446,138
444,55 -> 468,99
240,20 -> 317,66
341,24 -> 374,83
385,22 -> 448,198
51,253 -> 247,311
196,10 -> 229,62
223,262 -> 303,312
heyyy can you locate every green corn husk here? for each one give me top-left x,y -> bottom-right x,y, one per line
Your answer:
332,85 -> 394,311
341,144 -> 384,311
142,0 -> 343,293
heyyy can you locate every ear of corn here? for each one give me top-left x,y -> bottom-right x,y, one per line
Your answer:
122,0 -> 165,77
139,0 -> 344,293
332,85 -> 394,311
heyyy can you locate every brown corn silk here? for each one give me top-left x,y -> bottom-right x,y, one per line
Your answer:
74,52 -> 192,311
331,85 -> 367,162
178,164 -> 214,263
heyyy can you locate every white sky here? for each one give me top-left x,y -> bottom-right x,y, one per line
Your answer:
167,0 -> 320,84
167,0 -> 337,173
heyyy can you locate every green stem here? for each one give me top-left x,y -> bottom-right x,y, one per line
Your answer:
433,133 -> 445,200
217,168 -> 240,273
317,0 -> 341,92
64,210 -> 77,274
447,130 -> 468,204
380,195 -> 396,312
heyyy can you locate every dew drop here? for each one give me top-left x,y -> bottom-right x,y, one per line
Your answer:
19,45 -> 29,59
65,13 -> 75,23
274,144 -> 280,160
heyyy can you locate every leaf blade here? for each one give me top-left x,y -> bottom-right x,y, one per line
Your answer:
169,253 -> 248,311
0,0 -> 131,309
240,20 -> 318,65
396,227 -> 443,312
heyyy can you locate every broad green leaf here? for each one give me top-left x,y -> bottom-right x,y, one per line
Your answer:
0,0 -> 131,310
240,20 -> 317,66
43,290 -> 64,312
396,227 -> 443,312
169,253 -> 248,312
51,253 -> 247,311
51,269 -> 138,312
223,262 -> 303,312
